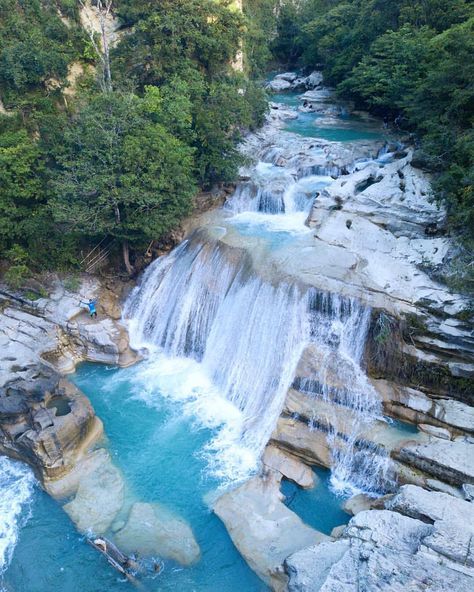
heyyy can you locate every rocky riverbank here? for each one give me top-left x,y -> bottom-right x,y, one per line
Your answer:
0,276 -> 200,569
209,73 -> 474,591
1,71 -> 473,592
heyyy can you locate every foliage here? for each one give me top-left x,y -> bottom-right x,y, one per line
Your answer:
4,244 -> 30,288
112,1 -> 267,188
242,0 -> 277,74
51,90 -> 197,266
0,0 -> 84,108
0,0 -> 267,273
0,127 -> 46,251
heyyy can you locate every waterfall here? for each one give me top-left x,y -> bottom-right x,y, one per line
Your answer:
227,169 -> 332,215
0,458 -> 35,578
125,78 -> 394,493
293,294 -> 395,495
125,234 -> 390,493
126,234 -> 310,456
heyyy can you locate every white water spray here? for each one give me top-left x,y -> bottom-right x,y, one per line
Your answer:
0,458 -> 35,580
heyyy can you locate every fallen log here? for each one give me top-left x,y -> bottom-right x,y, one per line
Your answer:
87,537 -> 139,583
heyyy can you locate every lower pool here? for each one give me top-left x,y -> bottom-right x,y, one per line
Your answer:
3,359 -> 349,591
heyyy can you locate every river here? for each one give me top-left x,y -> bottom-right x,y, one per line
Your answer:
2,80 -> 400,592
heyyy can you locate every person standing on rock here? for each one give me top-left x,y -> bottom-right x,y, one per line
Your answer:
79,298 -> 98,318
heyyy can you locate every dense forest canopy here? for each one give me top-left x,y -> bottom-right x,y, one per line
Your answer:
0,0 -> 472,290
270,0 -> 473,289
0,0 -> 266,279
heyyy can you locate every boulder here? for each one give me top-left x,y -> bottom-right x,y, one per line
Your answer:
421,521 -> 474,568
262,445 -> 315,489
395,438 -> 474,485
285,540 -> 350,592
114,502 -> 200,566
286,509 -> 474,591
214,474 -> 328,591
63,452 -> 124,534
0,369 -> 102,480
418,424 -> 451,440
270,416 -> 332,468
386,484 -> 474,525
304,71 -> 323,90
267,78 -> 292,92
275,72 -> 298,83
342,493 -> 389,516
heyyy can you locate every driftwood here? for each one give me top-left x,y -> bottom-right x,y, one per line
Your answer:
87,537 -> 163,586
87,537 -> 139,583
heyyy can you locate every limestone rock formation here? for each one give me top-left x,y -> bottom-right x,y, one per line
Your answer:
0,275 -> 138,386
266,71 -> 323,93
262,445 -> 315,489
214,473 -> 328,591
63,452 -> 124,534
0,367 -> 102,480
286,490 -> 474,592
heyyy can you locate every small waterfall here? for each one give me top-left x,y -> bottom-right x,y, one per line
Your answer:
125,235 -> 310,457
227,170 -> 332,215
293,295 -> 395,495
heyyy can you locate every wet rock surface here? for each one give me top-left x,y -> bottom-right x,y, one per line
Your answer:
0,366 -> 102,480
114,502 -> 201,566
286,490 -> 474,592
214,472 -> 328,591
0,275 -> 137,386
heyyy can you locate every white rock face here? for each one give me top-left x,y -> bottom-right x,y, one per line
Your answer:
386,484 -> 474,525
286,504 -> 474,591
396,437 -> 474,485
267,78 -> 293,92
266,71 -> 324,93
0,306 -> 57,388
63,452 -> 124,535
262,445 -> 315,489
214,474 -> 328,591
0,276 -> 137,388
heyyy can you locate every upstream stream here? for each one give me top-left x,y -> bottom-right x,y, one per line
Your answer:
2,83 -> 403,591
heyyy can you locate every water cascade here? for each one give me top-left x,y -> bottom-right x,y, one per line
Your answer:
125,233 -> 390,492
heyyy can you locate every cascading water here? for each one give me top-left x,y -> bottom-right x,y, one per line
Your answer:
125,83 -> 394,495
125,232 -> 392,493
0,457 -> 35,584
294,294 -> 395,495
125,234 -> 311,462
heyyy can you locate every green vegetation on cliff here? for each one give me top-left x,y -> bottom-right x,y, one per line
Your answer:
272,0 -> 474,285
0,0 -> 266,276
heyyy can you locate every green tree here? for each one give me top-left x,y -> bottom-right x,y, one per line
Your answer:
341,25 -> 435,114
0,128 -> 45,252
52,90 -> 196,274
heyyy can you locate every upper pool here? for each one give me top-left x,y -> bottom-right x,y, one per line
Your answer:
269,91 -> 385,142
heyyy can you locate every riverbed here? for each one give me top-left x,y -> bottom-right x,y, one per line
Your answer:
3,82 -> 393,591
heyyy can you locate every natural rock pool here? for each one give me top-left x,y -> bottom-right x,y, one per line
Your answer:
2,361 -> 349,591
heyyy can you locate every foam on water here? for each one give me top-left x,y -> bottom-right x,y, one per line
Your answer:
228,211 -> 311,243
126,353 -> 258,483
0,458 -> 35,580
124,234 -> 391,495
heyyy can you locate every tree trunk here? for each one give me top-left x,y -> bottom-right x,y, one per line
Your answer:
122,240 -> 133,276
